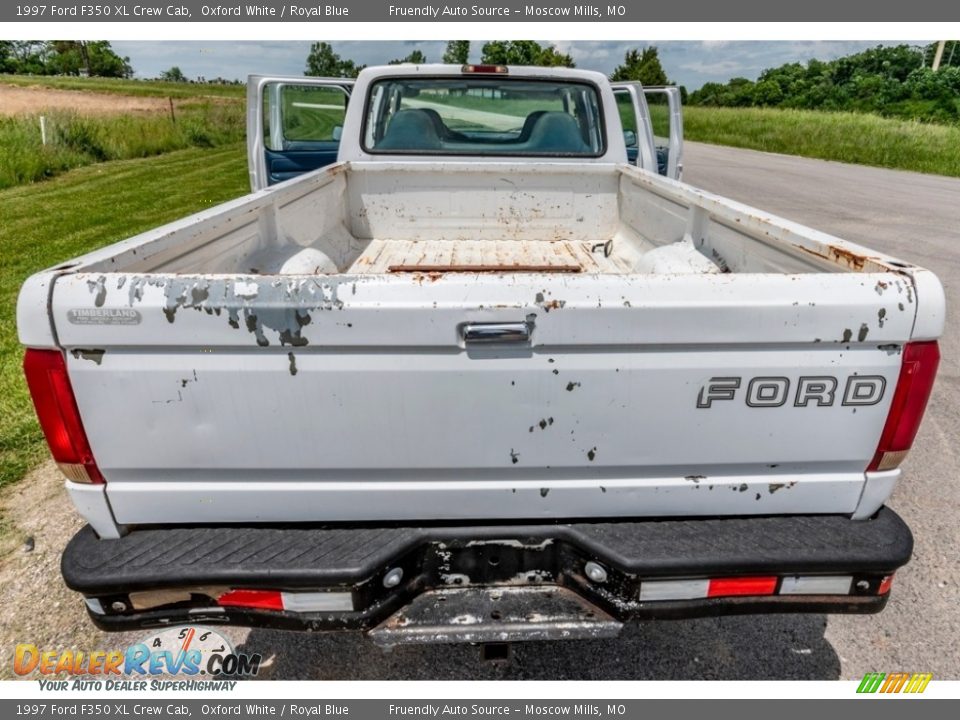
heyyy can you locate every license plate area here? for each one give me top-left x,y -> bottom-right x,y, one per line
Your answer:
369,586 -> 620,646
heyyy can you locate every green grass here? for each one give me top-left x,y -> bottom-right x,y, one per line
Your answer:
672,106 -> 960,177
0,103 -> 245,189
0,145 -> 248,489
0,74 -> 244,99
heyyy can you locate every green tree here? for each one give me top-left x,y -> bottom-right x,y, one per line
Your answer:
442,40 -> 470,65
13,41 -> 132,77
480,41 -> 574,67
389,49 -> 427,65
752,79 -> 784,106
85,41 -> 133,78
0,42 -> 13,73
684,42 -> 960,125
537,46 -> 576,67
160,66 -> 188,82
3,41 -> 48,74
305,42 -> 363,78
609,47 -> 669,86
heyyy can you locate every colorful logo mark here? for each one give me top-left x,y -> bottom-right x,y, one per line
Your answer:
857,672 -> 932,694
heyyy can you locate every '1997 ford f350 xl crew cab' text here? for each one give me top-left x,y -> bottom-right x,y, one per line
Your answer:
17,64 -> 944,645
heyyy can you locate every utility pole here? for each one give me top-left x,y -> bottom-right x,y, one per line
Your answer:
931,40 -> 946,71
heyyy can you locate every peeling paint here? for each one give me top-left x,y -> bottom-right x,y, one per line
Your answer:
858,323 -> 869,342
288,352 -> 298,376
86,276 -> 107,307
768,481 -> 797,494
129,276 -> 345,347
70,349 -> 105,365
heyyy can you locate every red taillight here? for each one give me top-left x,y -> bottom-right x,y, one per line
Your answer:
707,576 -> 778,598
22,349 -> 104,484
217,589 -> 284,610
868,341 -> 940,472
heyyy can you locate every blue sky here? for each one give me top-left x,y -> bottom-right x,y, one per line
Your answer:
111,40 -> 911,90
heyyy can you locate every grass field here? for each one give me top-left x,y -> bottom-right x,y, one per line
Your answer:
0,103 -> 245,189
0,74 -> 244,99
0,145 -> 248,489
661,106 -> 960,178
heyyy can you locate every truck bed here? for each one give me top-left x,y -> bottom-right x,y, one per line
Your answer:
49,161 -> 849,279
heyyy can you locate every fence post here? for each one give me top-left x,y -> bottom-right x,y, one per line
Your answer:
39,115 -> 47,145
169,97 -> 176,123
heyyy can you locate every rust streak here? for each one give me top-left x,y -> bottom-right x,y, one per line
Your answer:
388,264 -> 582,274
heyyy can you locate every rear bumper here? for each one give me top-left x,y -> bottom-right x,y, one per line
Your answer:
63,508 -> 912,642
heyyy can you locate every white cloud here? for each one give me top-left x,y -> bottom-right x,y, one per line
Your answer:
679,60 -> 746,75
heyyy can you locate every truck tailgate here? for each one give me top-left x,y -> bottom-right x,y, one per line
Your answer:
46,268 -> 920,524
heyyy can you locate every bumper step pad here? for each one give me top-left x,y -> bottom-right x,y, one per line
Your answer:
62,508 -> 913,635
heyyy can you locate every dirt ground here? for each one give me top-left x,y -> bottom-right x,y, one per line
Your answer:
0,85 -> 190,116
0,463 -> 109,679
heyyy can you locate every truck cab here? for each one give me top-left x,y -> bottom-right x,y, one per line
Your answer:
246,65 -> 684,191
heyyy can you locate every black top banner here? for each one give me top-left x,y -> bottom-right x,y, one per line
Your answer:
4,0 -> 958,22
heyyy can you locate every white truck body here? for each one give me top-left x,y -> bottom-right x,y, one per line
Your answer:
17,65 -> 944,640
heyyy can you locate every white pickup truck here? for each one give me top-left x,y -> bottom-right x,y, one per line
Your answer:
18,64 -> 944,645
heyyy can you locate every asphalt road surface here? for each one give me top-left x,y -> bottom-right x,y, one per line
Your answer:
4,143 -> 958,681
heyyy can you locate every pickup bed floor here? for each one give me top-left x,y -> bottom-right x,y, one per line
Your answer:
347,239 -> 635,274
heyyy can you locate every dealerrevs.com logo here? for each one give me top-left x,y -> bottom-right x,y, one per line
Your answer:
14,627 -> 261,689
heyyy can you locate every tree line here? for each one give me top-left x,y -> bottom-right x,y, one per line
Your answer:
306,40 -> 673,86
688,43 -> 960,124
0,41 -> 133,78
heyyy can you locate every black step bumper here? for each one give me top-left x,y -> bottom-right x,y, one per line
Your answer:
63,508 -> 913,640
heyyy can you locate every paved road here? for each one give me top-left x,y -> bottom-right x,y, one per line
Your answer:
4,144 -> 958,680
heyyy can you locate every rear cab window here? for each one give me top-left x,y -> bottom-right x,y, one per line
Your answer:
362,76 -> 606,157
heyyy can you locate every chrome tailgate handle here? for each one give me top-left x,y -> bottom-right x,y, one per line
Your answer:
461,322 -> 532,345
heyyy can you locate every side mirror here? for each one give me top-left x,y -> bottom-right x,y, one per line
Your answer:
623,130 -> 637,148
332,126 -> 343,142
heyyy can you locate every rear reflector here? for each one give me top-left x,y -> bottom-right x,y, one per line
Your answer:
639,579 -> 708,602
779,575 -> 853,595
707,576 -> 778,598
868,341 -> 940,472
217,589 -> 353,612
23,349 -> 104,484
217,589 -> 283,610
878,574 -> 894,595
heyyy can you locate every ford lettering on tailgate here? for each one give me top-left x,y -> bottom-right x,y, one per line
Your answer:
697,375 -> 886,408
